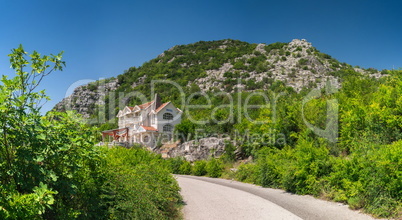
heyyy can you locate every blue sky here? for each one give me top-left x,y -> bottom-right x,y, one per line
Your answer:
1,0 -> 401,113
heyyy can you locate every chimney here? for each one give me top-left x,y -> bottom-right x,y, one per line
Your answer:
154,93 -> 162,111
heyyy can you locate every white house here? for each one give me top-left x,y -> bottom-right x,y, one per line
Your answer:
101,94 -> 182,148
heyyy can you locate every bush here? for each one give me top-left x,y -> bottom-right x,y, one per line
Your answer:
206,158 -> 224,178
298,58 -> 308,66
264,42 -> 287,53
179,161 -> 192,175
167,157 -> 187,174
235,163 -> 259,184
192,160 -> 207,176
326,141 -> 402,217
102,147 -> 182,219
283,139 -> 332,195
258,147 -> 289,188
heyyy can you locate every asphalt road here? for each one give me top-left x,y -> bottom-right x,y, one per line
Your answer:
176,175 -> 378,220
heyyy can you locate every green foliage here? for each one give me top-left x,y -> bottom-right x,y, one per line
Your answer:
206,158 -> 224,178
227,71 -> 402,218
221,141 -> 236,162
102,147 -> 182,219
298,58 -> 308,66
0,46 -> 182,219
282,139 -> 332,195
175,119 -> 196,141
0,45 -> 77,218
86,83 -> 97,92
231,71 -> 402,217
0,183 -> 56,219
234,163 -> 259,184
265,42 -> 287,53
179,160 -> 192,175
167,157 -> 187,174
191,160 -> 207,176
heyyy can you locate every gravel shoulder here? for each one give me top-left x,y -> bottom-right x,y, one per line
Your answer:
176,175 -> 378,220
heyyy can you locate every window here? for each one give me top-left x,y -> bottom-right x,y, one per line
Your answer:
151,114 -> 155,124
143,135 -> 149,143
163,124 -> 173,132
163,112 -> 173,120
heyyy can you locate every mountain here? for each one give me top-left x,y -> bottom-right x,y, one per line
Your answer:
54,39 -> 383,120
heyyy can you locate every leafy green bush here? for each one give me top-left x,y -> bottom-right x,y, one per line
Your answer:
236,134 -> 402,218
206,158 -> 224,178
0,46 -> 106,219
167,157 -> 187,174
192,160 -> 207,176
0,184 -> 56,219
179,160 -> 192,175
102,147 -> 182,219
264,42 -> 287,53
325,140 -> 402,217
282,139 -> 332,196
234,163 -> 259,184
298,58 -> 308,66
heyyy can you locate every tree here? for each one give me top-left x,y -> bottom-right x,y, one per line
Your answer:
0,46 -> 106,219
0,45 -> 65,189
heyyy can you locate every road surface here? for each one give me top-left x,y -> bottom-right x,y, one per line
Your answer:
176,175 -> 377,220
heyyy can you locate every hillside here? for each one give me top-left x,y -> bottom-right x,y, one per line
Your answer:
54,39 -> 382,119
53,39 -> 402,218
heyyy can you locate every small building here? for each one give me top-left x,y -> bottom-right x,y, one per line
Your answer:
101,94 -> 182,148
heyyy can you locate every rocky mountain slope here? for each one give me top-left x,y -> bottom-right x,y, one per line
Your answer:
54,39 -> 382,119
54,78 -> 118,118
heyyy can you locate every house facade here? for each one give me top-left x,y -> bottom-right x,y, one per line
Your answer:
101,94 -> 182,148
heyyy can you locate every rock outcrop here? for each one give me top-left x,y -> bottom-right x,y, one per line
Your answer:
54,79 -> 118,118
158,137 -> 230,162
194,39 -> 345,92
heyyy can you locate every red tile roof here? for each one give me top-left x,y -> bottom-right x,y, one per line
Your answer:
155,102 -> 170,113
127,101 -> 154,111
141,126 -> 158,131
138,101 -> 154,109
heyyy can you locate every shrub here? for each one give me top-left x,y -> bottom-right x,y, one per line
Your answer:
167,157 -> 187,174
102,147 -> 182,219
298,58 -> 308,66
192,160 -> 207,176
235,163 -> 259,184
206,158 -> 224,178
179,160 -> 192,175
221,141 -> 236,162
258,147 -> 289,188
264,42 -> 287,53
282,139 -> 332,195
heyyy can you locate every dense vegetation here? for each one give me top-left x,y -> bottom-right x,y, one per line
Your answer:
170,69 -> 402,218
0,46 -> 181,219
